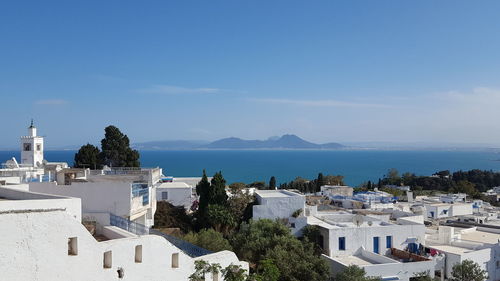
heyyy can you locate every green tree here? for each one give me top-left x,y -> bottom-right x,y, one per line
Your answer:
411,271 -> 438,281
301,225 -> 323,254
184,228 -> 233,252
153,201 -> 193,233
74,143 -> 102,169
316,173 -> 325,192
253,259 -> 280,281
334,265 -> 381,281
100,125 -> 140,167
196,170 -> 211,216
231,219 -> 330,281
206,204 -> 237,235
250,181 -> 266,190
453,181 -> 479,197
269,176 -> 277,189
208,171 -> 229,205
189,260 -> 222,281
450,260 -> 488,281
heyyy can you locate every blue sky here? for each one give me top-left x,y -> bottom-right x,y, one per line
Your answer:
2,0 -> 500,148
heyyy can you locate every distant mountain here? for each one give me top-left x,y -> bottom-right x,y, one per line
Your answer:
202,134 -> 345,150
133,140 -> 209,150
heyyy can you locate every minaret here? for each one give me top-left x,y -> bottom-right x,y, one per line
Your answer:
20,119 -> 44,167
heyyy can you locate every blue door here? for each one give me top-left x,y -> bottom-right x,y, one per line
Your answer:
373,237 -> 380,254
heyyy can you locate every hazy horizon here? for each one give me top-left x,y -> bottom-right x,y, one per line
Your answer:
2,1 -> 500,148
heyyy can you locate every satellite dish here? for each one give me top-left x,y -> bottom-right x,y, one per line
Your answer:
367,221 -> 373,226
353,214 -> 364,227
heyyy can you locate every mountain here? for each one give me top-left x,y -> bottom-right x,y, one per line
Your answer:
202,134 -> 345,150
133,140 -> 209,150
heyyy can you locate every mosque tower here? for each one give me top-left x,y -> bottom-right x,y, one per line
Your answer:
20,119 -> 44,167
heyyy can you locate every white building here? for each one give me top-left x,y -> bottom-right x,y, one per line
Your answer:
253,190 -> 305,220
30,167 -> 162,227
424,202 -> 473,220
0,122 -> 68,186
425,226 -> 500,281
157,181 -> 194,209
309,212 -> 437,281
0,186 -> 247,281
320,185 -> 354,197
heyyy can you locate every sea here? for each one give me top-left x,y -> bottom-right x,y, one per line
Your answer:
2,150 -> 500,186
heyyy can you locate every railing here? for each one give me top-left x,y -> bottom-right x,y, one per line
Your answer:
109,214 -> 212,258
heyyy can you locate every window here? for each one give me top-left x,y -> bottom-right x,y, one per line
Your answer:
104,251 -> 112,269
23,143 -> 31,151
162,192 -> 169,200
135,245 -> 142,263
68,237 -> 78,255
386,236 -> 392,248
36,144 -> 41,151
373,237 -> 380,254
339,237 -> 346,251
171,253 -> 179,268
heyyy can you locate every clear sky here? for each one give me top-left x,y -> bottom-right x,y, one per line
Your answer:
2,0 -> 500,148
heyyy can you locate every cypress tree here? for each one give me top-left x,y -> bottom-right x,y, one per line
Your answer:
74,143 -> 102,169
196,170 -> 211,213
317,173 -> 325,192
269,176 -> 276,190
100,125 -> 140,167
208,171 -> 228,206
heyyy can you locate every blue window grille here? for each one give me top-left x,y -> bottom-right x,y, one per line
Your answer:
373,237 -> 380,254
339,237 -> 346,251
386,236 -> 392,248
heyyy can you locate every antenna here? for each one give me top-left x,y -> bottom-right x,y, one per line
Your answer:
353,214 -> 364,227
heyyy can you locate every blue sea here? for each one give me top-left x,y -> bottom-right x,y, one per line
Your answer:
2,150 -> 500,186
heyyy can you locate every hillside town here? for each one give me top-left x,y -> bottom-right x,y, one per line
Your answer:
2,123 -> 500,281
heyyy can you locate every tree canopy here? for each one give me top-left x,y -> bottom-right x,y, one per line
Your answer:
333,265 -> 380,281
231,219 -> 330,281
450,260 -> 488,281
74,143 -> 102,169
73,125 -> 140,169
100,125 -> 140,167
183,228 -> 233,252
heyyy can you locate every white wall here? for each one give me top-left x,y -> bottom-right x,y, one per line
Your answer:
156,187 -> 193,209
30,182 -> 134,218
323,223 -> 425,257
253,191 -> 305,220
0,208 -> 247,281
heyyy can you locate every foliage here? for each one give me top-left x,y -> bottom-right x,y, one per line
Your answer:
153,201 -> 193,233
269,176 -> 277,189
300,225 -> 323,254
228,188 -> 255,224
291,208 -> 303,218
250,181 -> 266,190
100,125 -> 140,167
253,259 -> 280,281
209,171 -> 229,206
280,173 -> 344,194
221,264 -> 250,281
189,260 -> 222,281
334,265 -> 381,281
379,168 -> 500,197
206,204 -> 237,235
196,170 -> 211,215
74,143 -> 102,169
450,260 -> 488,281
183,228 -> 233,252
231,219 -> 330,281
411,271 -> 438,281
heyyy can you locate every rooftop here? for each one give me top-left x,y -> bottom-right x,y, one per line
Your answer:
256,190 -> 302,198
460,229 -> 500,244
158,182 -> 190,189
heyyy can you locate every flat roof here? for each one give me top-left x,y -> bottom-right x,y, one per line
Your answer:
158,182 -> 190,189
256,190 -> 301,198
429,245 -> 474,255
334,255 -> 380,266
460,230 -> 500,244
